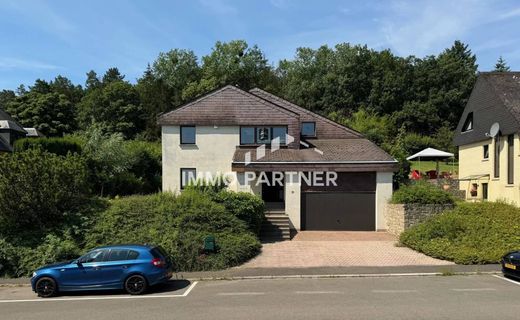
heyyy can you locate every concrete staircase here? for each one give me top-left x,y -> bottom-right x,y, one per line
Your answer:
260,207 -> 291,242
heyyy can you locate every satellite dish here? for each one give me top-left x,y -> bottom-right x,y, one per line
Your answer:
489,122 -> 500,138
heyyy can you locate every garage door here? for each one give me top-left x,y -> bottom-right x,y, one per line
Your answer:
301,192 -> 375,230
301,172 -> 376,231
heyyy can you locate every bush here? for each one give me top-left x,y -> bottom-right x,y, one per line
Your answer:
400,201 -> 520,264
391,181 -> 454,205
0,234 -> 82,277
0,149 -> 90,236
14,136 -> 83,156
211,190 -> 265,235
86,191 -> 261,272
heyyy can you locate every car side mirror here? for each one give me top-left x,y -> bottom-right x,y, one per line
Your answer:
75,260 -> 83,266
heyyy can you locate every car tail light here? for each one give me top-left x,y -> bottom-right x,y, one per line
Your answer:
151,258 -> 165,268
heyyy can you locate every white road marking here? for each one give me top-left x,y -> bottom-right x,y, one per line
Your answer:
451,288 -> 496,292
0,281 -> 198,303
295,290 -> 343,295
217,292 -> 265,296
492,275 -> 520,287
182,281 -> 198,296
372,289 -> 418,293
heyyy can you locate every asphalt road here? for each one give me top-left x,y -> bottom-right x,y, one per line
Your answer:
1,275 -> 519,320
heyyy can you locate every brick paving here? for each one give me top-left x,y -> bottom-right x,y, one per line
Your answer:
242,231 -> 454,268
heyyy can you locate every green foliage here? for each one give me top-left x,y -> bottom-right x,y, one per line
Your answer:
14,136 -> 83,156
86,191 -> 261,271
182,40 -> 276,100
331,108 -> 394,145
494,56 -> 510,72
77,80 -> 144,139
0,234 -> 82,277
400,202 -> 520,264
391,181 -> 455,205
211,190 -> 265,235
0,149 -> 90,236
5,91 -> 76,136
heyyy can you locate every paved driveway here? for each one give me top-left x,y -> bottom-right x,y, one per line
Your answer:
242,231 -> 453,268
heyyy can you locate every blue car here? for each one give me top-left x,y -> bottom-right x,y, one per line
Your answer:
31,244 -> 173,297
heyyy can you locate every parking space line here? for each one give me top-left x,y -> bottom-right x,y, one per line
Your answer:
372,289 -> 418,293
182,281 -> 198,296
492,275 -> 520,287
451,288 -> 496,292
217,292 -> 265,296
295,291 -> 342,294
0,281 -> 198,303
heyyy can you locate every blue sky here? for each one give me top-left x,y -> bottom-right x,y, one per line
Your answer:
1,0 -> 519,90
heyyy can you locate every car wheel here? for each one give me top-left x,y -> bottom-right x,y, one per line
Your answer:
124,275 -> 148,295
35,277 -> 57,298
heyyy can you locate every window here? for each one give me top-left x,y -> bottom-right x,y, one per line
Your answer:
462,112 -> 473,132
256,127 -> 271,144
240,127 -> 255,144
301,122 -> 316,137
494,134 -> 500,178
180,168 -> 197,189
127,250 -> 140,260
180,126 -> 196,144
470,183 -> 478,197
482,183 -> 488,200
483,145 -> 489,159
79,250 -> 106,264
272,127 -> 288,144
508,134 -> 514,184
105,249 -> 130,262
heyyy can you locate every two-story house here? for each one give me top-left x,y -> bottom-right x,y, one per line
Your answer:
158,85 -> 397,232
454,72 -> 520,204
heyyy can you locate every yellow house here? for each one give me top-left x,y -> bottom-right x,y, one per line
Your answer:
454,72 -> 520,204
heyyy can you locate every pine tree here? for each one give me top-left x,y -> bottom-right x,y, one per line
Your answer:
494,56 -> 510,72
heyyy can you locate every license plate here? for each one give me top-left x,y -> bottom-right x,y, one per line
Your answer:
504,263 -> 516,270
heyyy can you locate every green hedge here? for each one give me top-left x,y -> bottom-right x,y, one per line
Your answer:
85,191 -> 261,272
400,201 -> 520,264
14,136 -> 83,156
211,190 -> 265,235
391,181 -> 454,205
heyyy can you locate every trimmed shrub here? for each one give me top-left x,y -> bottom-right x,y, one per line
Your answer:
400,201 -> 520,264
391,181 -> 454,205
211,190 -> 265,235
14,136 -> 83,156
85,191 -> 261,272
0,149 -> 90,236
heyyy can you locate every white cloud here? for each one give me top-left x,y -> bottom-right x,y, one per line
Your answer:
379,0 -> 489,56
0,57 -> 59,70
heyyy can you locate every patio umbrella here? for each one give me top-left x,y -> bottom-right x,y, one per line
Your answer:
406,147 -> 455,180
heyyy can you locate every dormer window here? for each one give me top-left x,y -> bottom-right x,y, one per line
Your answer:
302,122 -> 316,137
462,112 -> 473,132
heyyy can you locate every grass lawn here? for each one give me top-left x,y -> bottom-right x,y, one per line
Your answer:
410,160 -> 458,174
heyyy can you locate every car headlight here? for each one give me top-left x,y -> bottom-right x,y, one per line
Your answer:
32,272 -> 37,278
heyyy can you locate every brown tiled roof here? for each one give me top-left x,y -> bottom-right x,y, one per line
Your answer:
454,72 -> 520,146
249,88 -> 362,138
158,85 -> 299,125
233,139 -> 396,163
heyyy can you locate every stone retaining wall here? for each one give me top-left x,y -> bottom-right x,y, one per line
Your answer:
386,203 -> 455,236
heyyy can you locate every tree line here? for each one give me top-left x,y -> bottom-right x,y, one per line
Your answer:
0,39 -> 511,153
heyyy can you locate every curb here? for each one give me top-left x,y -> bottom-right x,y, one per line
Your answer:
184,271 -> 502,281
0,271 -> 502,287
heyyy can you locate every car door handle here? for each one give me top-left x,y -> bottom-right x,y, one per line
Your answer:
122,265 -> 128,269
93,266 -> 101,270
